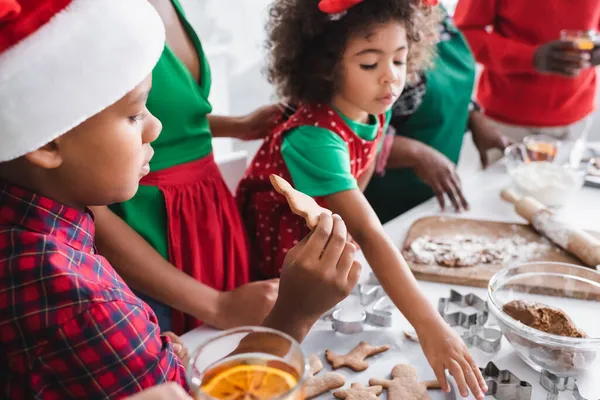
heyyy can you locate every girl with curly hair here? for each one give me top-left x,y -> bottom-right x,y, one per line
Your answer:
236,1 -> 487,398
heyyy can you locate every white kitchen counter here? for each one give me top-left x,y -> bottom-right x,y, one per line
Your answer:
181,161 -> 600,399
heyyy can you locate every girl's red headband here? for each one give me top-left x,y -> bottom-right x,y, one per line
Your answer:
318,0 -> 438,15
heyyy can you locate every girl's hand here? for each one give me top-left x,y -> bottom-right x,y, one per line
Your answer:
236,104 -> 282,140
417,319 -> 487,400
413,143 -> 469,212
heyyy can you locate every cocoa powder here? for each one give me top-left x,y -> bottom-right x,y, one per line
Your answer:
503,300 -> 587,338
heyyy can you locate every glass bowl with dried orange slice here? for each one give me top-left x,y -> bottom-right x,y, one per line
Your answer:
187,327 -> 308,400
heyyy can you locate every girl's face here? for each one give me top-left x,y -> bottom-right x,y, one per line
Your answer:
333,21 -> 408,122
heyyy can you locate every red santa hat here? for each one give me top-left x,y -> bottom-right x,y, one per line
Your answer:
0,0 -> 165,162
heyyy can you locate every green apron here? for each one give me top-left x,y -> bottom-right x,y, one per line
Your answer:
365,13 -> 476,224
108,0 -> 215,331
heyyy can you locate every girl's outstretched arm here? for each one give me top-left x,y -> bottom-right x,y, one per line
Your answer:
325,189 -> 488,400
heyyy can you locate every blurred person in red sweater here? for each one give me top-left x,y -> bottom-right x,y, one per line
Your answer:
454,0 -> 600,166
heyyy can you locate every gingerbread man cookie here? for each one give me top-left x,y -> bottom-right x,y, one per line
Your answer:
304,354 -> 346,399
333,383 -> 383,400
270,174 -> 331,229
369,365 -> 430,400
326,341 -> 390,372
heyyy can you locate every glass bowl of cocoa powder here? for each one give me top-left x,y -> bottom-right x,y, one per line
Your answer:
488,262 -> 600,377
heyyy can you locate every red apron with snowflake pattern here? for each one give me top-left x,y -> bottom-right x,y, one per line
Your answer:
236,104 -> 385,278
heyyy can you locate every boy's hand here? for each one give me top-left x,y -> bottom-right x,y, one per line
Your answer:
534,40 -> 591,77
469,110 -> 512,168
125,383 -> 192,400
163,331 -> 190,367
417,318 -> 487,400
264,213 -> 361,341
413,144 -> 469,212
215,280 -> 279,329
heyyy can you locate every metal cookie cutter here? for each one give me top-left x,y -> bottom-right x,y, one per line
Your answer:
480,362 -> 532,400
539,370 -> 586,400
364,272 -> 380,285
320,306 -> 340,321
365,295 -> 394,327
353,284 -> 383,306
461,325 -> 502,354
331,309 -> 367,334
438,289 -> 488,328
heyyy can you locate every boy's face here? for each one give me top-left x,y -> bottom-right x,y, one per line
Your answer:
34,75 -> 161,206
334,21 -> 408,121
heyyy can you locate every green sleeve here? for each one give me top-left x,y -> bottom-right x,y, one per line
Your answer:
281,126 -> 358,197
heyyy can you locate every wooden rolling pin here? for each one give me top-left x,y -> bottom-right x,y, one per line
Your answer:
501,188 -> 600,269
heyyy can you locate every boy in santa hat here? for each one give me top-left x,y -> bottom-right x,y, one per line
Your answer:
0,1 -> 359,398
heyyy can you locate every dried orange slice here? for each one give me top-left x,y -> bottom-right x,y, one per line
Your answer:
201,365 -> 297,400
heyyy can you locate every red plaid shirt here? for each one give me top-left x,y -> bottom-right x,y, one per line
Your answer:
0,183 -> 186,399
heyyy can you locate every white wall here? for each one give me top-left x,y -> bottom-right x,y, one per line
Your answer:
180,0 -> 600,164
590,84 -> 600,141
178,0 -> 274,161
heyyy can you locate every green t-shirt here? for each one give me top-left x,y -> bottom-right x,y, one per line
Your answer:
281,108 -> 391,197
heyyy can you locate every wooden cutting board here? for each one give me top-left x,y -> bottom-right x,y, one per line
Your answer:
402,216 -> 599,290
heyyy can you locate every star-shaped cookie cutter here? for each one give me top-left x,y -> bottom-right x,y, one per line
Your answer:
539,370 -> 586,400
461,325 -> 502,354
480,362 -> 532,400
438,289 -> 489,328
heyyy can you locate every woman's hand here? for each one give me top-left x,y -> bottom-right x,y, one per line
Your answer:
469,110 -> 512,168
417,318 -> 488,399
236,104 -> 282,140
413,143 -> 469,212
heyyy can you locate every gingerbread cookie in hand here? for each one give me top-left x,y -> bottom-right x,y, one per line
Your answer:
270,174 -> 331,229
326,341 -> 390,372
369,365 -> 430,400
334,383 -> 383,400
304,354 -> 346,399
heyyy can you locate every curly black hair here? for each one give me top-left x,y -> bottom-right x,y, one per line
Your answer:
266,0 -> 441,105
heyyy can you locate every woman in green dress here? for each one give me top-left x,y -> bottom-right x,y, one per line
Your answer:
365,6 -> 511,224
91,0 -> 281,334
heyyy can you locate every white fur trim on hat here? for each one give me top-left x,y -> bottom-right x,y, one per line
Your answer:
0,0 -> 166,162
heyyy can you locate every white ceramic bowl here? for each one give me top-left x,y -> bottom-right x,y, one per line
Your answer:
507,161 -> 585,207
